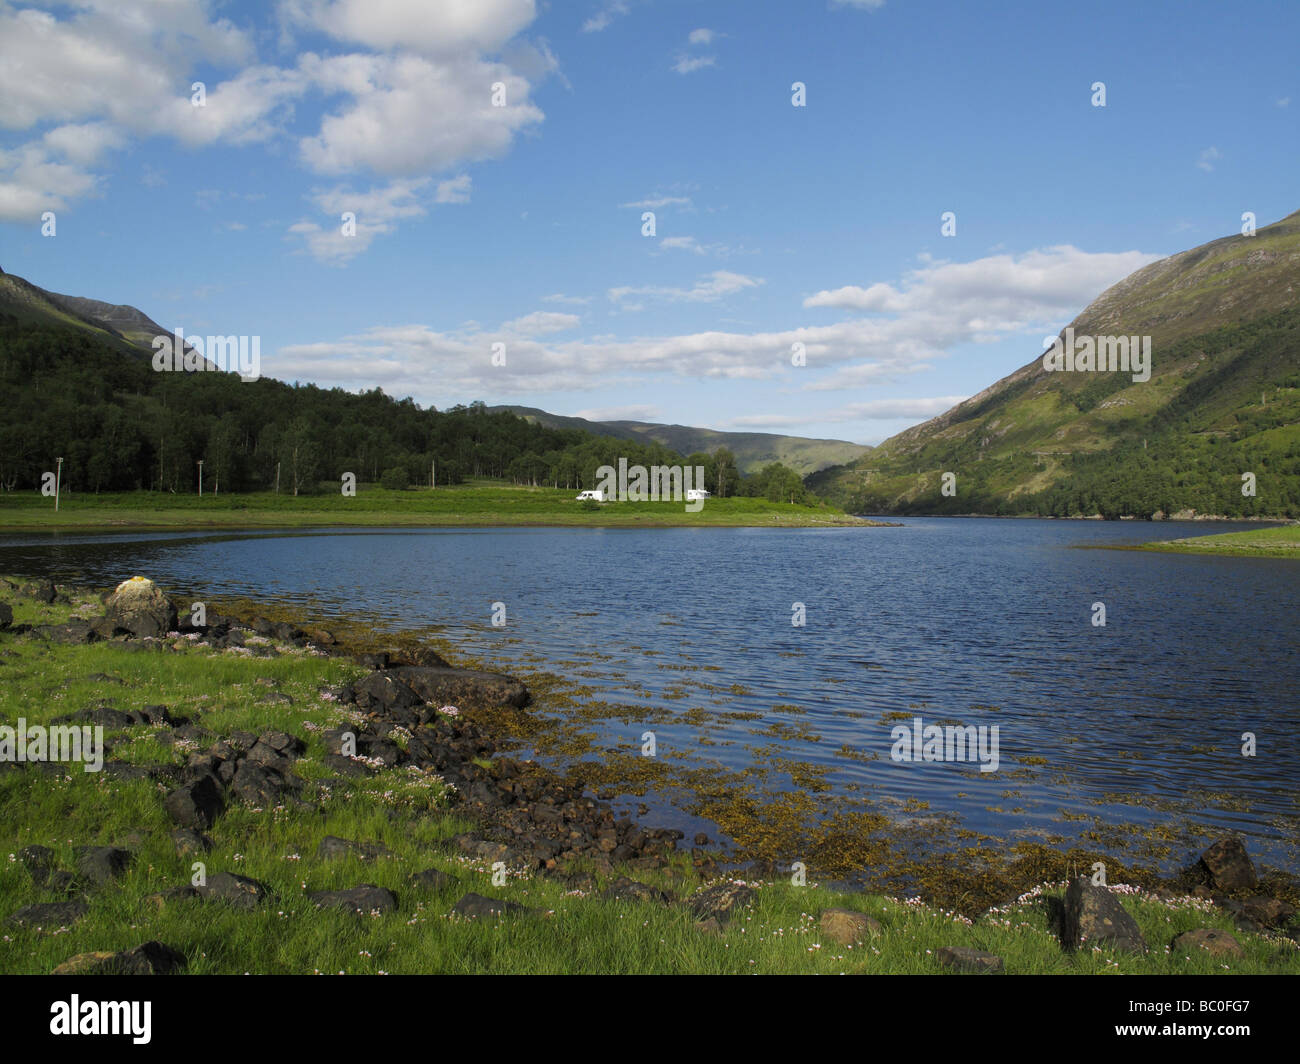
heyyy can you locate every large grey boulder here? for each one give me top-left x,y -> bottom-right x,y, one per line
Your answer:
104,577 -> 177,638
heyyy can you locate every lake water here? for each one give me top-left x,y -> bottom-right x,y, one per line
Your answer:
2,518 -> 1297,877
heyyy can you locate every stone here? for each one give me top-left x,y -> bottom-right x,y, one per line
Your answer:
937,946 -> 1004,973
0,602 -> 11,629
195,871 -> 270,910
1171,928 -> 1245,958
317,836 -> 393,861
171,828 -> 213,856
1239,896 -> 1295,928
52,941 -> 186,975
687,881 -> 754,925
350,671 -> 424,713
1199,836 -> 1258,892
164,775 -> 225,830
1062,877 -> 1147,953
410,867 -> 454,892
143,887 -> 200,912
18,844 -> 57,885
385,666 -> 530,709
820,908 -> 882,945
450,892 -> 535,919
104,576 -> 178,638
309,885 -> 398,914
600,876 -> 672,905
74,846 -> 134,884
9,900 -> 89,928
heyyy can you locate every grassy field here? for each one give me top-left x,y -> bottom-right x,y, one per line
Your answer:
2,583 -> 1296,974
0,482 -> 875,532
1139,524 -> 1300,558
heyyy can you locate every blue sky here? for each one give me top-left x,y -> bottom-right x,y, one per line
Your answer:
1,0 -> 1296,445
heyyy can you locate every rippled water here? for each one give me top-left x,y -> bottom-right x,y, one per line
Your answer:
2,518 -> 1297,873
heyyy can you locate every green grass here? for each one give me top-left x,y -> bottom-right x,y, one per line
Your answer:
2,582 -> 1296,974
0,482 -> 873,532
1139,524 -> 1300,558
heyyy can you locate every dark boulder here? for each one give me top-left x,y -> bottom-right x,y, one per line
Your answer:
164,775 -> 225,830
936,946 -> 1004,973
74,846 -> 134,885
450,892 -> 537,919
104,577 -> 177,638
52,941 -> 186,975
9,900 -> 89,928
386,666 -> 530,709
1199,836 -> 1258,892
196,871 -> 270,910
1061,877 -> 1147,953
309,885 -> 398,913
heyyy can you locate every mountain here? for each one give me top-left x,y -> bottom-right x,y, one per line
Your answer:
489,405 -> 871,475
0,266 -> 166,356
807,210 -> 1300,519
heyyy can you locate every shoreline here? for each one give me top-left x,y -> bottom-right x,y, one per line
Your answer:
2,574 -> 1297,974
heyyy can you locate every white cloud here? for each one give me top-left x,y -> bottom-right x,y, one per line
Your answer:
502,311 -> 581,335
283,0 -> 536,55
724,398 -> 964,428
298,52 -> 544,177
621,194 -> 692,209
831,0 -> 887,9
289,178 -> 432,264
541,293 -> 592,305
1278,97 -> 1291,108
1196,146 -> 1222,172
609,270 -> 763,305
688,28 -> 716,45
672,54 -> 716,75
582,1 -> 629,33
41,123 -> 125,166
0,141 -> 101,222
436,174 -> 473,204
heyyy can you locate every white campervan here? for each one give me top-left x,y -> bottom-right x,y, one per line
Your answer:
685,488 -> 711,502
576,490 -> 606,501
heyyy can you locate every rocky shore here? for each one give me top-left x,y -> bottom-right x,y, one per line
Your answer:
2,573 -> 1297,974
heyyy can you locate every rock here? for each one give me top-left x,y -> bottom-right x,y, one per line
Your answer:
18,844 -> 57,885
322,753 -> 375,778
693,832 -> 709,846
171,828 -> 213,856
309,885 -> 398,913
694,916 -> 724,935
104,576 -> 178,638
0,602 -> 12,629
820,908 -> 882,945
410,867 -> 454,891
9,900 -> 89,928
52,941 -> 186,975
385,666 -> 530,709
34,620 -> 99,645
391,646 -> 453,669
601,876 -> 672,905
143,887 -> 200,911
25,579 -> 56,603
74,846 -> 134,884
350,671 -> 424,713
228,759 -> 301,806
687,881 -> 754,925
1171,928 -> 1245,958
317,836 -> 393,861
1062,877 -> 1147,953
258,730 -> 305,756
1239,896 -> 1296,928
450,892 -> 536,919
164,775 -> 225,830
937,946 -> 1004,973
195,871 -> 270,910
1199,836 -> 1258,892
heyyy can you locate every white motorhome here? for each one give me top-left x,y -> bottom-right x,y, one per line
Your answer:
576,490 -> 606,501
685,488 -> 711,502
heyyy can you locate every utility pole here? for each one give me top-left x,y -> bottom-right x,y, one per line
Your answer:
54,457 -> 63,512
197,460 -> 203,497
431,459 -> 435,490
275,461 -> 281,494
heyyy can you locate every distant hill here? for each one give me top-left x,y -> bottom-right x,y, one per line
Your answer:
490,405 -> 871,475
807,210 -> 1300,519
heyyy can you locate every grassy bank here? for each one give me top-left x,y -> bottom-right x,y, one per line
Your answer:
1138,524 -> 1300,558
2,582 -> 1297,974
0,483 -> 879,533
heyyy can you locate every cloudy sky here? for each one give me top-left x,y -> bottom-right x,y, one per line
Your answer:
1,0 -> 1295,444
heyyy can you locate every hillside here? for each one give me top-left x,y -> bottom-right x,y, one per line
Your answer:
808,211 -> 1300,519
491,405 -> 870,475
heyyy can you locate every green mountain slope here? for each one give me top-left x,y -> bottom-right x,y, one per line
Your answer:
808,211 -> 1300,519
491,405 -> 871,475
